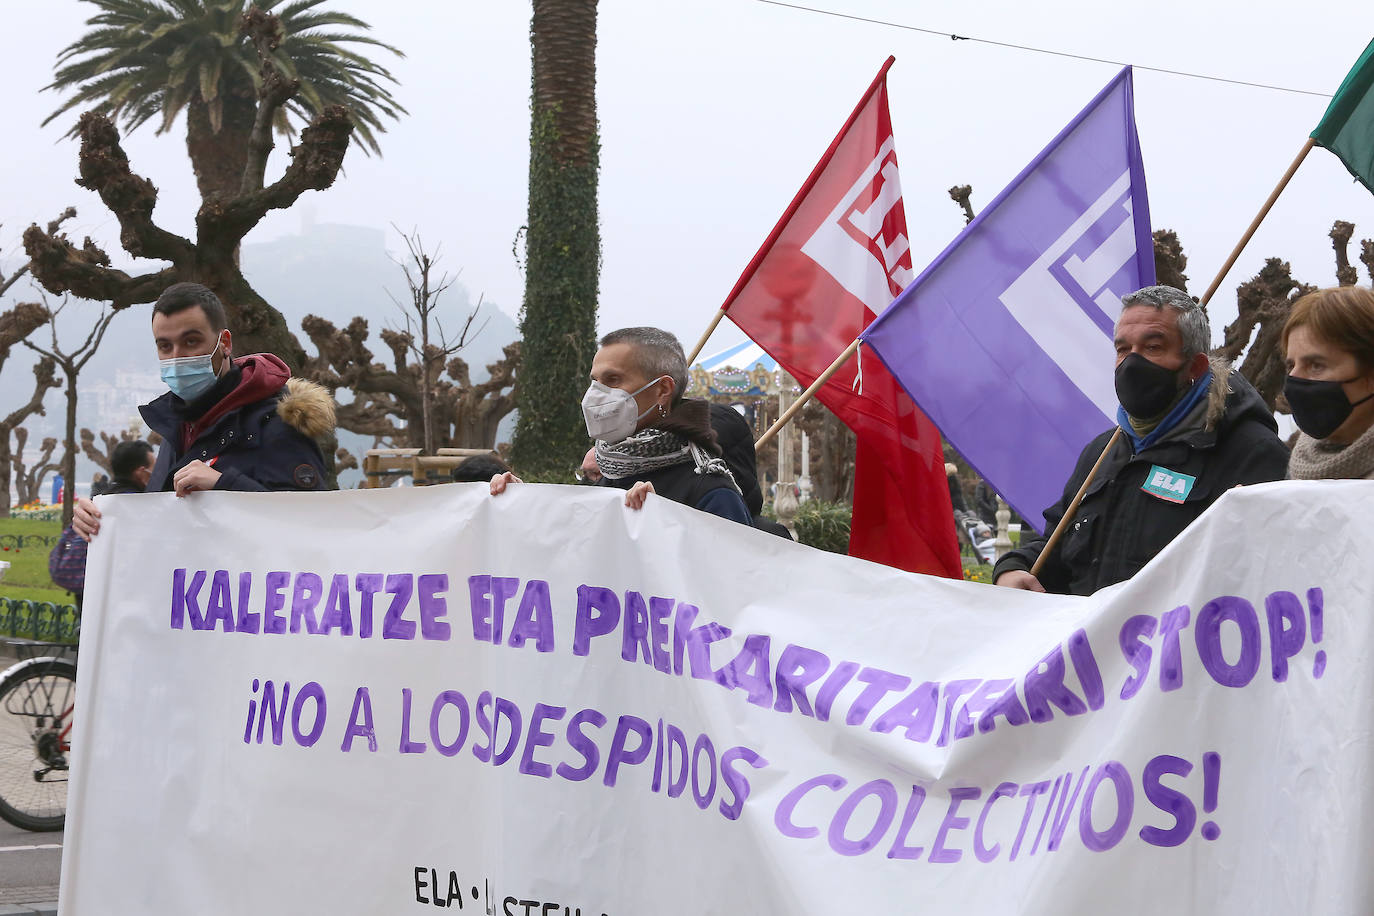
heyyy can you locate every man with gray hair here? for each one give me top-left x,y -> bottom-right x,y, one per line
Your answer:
491,326 -> 753,524
993,285 -> 1288,596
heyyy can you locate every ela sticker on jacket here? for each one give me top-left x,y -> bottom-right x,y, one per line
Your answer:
1141,465 -> 1196,503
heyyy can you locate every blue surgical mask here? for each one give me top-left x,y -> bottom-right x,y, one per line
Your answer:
160,337 -> 226,401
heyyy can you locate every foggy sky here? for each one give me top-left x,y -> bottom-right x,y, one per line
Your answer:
4,0 -> 1372,362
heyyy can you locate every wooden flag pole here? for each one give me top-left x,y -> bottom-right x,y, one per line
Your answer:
1198,137 -> 1316,308
755,338 -> 861,450
1023,138 -> 1315,581
1030,428 -> 1122,578
685,310 -> 728,366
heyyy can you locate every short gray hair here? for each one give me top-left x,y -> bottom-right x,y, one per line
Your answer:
599,327 -> 688,402
1120,285 -> 1211,359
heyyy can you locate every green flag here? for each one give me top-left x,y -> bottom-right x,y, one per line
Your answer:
1312,38 -> 1374,191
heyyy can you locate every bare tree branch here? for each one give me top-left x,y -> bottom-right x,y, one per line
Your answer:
23,222 -> 178,308
0,208 -> 76,298
239,7 -> 301,195
20,296 -> 119,525
73,113 -> 195,265
199,105 -> 353,248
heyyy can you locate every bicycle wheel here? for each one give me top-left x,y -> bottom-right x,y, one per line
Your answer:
0,658 -> 77,831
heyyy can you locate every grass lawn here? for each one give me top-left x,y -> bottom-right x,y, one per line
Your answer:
0,516 -> 70,604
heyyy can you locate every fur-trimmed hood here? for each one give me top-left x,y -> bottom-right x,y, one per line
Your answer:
1202,355 -> 1232,432
277,377 -> 336,440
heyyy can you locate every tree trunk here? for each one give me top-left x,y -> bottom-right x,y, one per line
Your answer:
62,372 -> 78,529
511,0 -> 600,478
0,434 -> 11,518
184,89 -> 258,202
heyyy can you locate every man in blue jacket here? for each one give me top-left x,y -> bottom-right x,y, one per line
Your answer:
73,282 -> 334,539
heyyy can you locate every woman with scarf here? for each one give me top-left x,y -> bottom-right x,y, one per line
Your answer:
491,327 -> 751,523
1284,286 -> 1374,480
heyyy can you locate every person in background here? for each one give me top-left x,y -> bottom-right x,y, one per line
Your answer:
492,327 -> 751,523
946,463 -> 967,512
1283,286 -> 1374,479
107,440 -> 157,495
50,440 -> 157,609
451,454 -> 511,484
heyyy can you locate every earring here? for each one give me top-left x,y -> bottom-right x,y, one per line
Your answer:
657,403 -> 667,418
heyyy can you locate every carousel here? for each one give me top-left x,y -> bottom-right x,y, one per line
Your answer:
689,340 -> 813,529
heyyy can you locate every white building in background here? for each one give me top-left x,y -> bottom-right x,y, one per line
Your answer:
83,369 -> 163,432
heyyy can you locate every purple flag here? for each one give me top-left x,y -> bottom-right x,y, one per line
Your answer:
861,67 -> 1153,532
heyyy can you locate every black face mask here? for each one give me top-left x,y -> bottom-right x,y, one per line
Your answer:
1115,352 -> 1186,418
1284,374 -> 1374,440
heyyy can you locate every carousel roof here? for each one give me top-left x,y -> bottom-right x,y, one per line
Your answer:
694,339 -> 777,372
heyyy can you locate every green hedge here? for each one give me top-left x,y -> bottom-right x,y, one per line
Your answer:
787,500 -> 852,555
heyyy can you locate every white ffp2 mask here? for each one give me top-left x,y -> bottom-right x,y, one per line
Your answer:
581,376 -> 666,443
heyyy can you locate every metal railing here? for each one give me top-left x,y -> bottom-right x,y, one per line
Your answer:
0,598 -> 80,644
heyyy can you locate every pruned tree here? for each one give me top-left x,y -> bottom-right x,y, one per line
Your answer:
11,429 -> 60,510
511,0 -> 601,477
80,426 -> 142,477
0,302 -> 60,517
1153,229 -> 1189,293
1216,259 -> 1315,411
24,7 -> 368,367
1332,221 -> 1359,287
387,228 -> 484,454
302,316 -> 520,451
21,298 -> 119,526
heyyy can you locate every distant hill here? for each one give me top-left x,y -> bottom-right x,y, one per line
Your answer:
241,222 -> 520,384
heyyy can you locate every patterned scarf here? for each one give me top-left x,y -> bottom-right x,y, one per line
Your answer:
594,398 -> 740,492
1288,422 -> 1374,480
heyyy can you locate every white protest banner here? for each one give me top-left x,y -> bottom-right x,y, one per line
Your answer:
63,481 -> 1371,914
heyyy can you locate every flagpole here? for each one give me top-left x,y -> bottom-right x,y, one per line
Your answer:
1198,138 -> 1315,307
685,310 -> 727,366
1029,427 -> 1122,579
755,339 -> 860,450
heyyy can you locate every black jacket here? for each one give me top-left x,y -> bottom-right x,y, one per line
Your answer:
993,371 -> 1289,596
598,461 -> 749,523
140,357 -> 334,493
596,398 -> 751,525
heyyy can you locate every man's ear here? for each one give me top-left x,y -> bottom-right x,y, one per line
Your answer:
1187,350 -> 1210,382
658,376 -> 676,406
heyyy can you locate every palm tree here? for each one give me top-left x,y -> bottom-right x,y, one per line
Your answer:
44,0 -> 405,202
510,0 -> 600,477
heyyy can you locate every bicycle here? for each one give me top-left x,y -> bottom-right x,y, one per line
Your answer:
0,640 -> 76,831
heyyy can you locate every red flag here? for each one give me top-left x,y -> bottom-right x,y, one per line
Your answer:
720,57 -> 960,577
